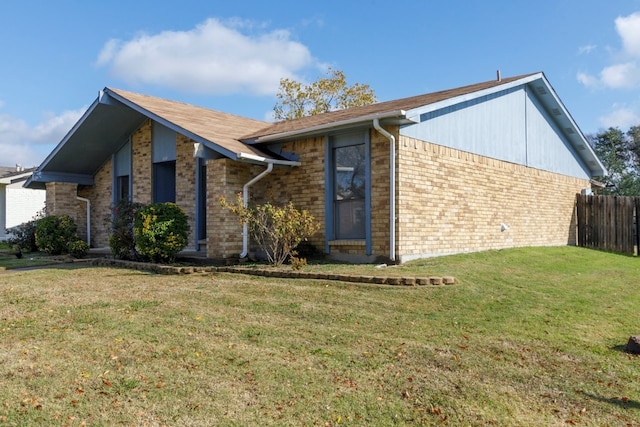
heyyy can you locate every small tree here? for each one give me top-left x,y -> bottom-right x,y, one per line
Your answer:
220,194 -> 320,266
273,68 -> 377,120
134,202 -> 189,263
105,199 -> 144,260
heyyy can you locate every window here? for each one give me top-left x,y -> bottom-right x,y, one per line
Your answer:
334,144 -> 366,239
153,161 -> 176,203
116,175 -> 129,202
327,130 -> 369,243
152,122 -> 177,203
113,140 -> 131,203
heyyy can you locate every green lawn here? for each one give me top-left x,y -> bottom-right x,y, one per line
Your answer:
1,246 -> 639,426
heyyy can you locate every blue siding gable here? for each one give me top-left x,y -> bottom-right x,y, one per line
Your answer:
400,84 -> 592,179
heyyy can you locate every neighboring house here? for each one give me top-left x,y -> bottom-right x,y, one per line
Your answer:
0,166 -> 46,241
25,72 -> 605,262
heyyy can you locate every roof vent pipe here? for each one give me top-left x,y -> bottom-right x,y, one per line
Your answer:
372,119 -> 396,262
497,69 -> 502,82
240,162 -> 274,259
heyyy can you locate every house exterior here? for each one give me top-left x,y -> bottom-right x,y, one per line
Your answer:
0,166 -> 46,241
26,72 -> 605,262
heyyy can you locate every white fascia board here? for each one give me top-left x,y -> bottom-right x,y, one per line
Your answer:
534,75 -> 606,175
254,110 -> 411,143
236,152 -> 301,167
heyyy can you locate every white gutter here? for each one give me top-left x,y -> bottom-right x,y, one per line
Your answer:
76,196 -> 91,246
372,119 -> 396,262
255,110 -> 409,143
237,152 -> 301,167
240,162 -> 274,259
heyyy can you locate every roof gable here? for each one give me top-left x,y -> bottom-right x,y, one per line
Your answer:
242,73 -> 537,141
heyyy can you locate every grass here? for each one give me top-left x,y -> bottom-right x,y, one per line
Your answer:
0,251 -> 64,271
1,246 -> 640,426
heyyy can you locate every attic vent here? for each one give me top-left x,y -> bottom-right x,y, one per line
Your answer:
565,127 -> 575,135
551,108 -> 561,116
535,86 -> 548,96
577,145 -> 586,150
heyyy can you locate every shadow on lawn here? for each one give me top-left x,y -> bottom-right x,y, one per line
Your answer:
581,392 -> 640,410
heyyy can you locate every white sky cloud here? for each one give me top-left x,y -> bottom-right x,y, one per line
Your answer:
0,108 -> 84,167
578,44 -> 597,55
96,18 -> 315,96
616,12 -> 640,57
599,106 -> 640,129
600,62 -> 640,88
578,11 -> 640,90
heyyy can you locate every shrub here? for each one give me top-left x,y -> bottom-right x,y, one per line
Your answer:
68,239 -> 90,258
35,214 -> 78,255
106,199 -> 144,260
7,208 -> 46,252
220,194 -> 320,266
134,203 -> 189,263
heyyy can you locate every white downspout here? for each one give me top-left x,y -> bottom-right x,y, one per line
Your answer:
372,119 -> 396,262
76,196 -> 91,246
240,162 -> 274,258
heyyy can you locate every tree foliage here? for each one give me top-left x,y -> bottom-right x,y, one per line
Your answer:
273,68 -> 377,120
589,126 -> 640,196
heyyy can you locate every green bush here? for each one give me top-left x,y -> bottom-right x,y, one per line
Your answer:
68,239 -> 90,258
106,199 -> 144,260
35,215 -> 78,255
134,203 -> 189,263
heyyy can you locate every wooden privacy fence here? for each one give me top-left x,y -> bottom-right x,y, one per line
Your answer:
576,194 -> 640,255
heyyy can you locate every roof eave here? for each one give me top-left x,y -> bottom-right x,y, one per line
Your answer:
252,110 -> 415,143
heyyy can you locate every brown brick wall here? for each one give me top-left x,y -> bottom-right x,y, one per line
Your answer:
395,135 -> 588,261
206,158 -> 250,258
176,134 -> 196,248
78,158 -> 112,247
132,120 -> 152,205
252,136 -> 326,251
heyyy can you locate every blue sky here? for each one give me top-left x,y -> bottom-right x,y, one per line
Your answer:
2,0 -> 640,167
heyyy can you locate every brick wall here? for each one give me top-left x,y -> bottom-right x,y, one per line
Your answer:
206,158 -> 250,258
395,135 -> 589,262
132,120 -> 152,205
78,157 -> 112,247
253,136 -> 326,251
176,134 -> 196,247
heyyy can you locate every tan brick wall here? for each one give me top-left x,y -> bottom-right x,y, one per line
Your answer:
78,157 -> 112,247
176,134 -> 196,248
252,136 -> 326,251
45,181 -> 90,243
395,135 -> 588,262
132,120 -> 152,205
206,158 -> 250,258
370,127 -> 393,257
